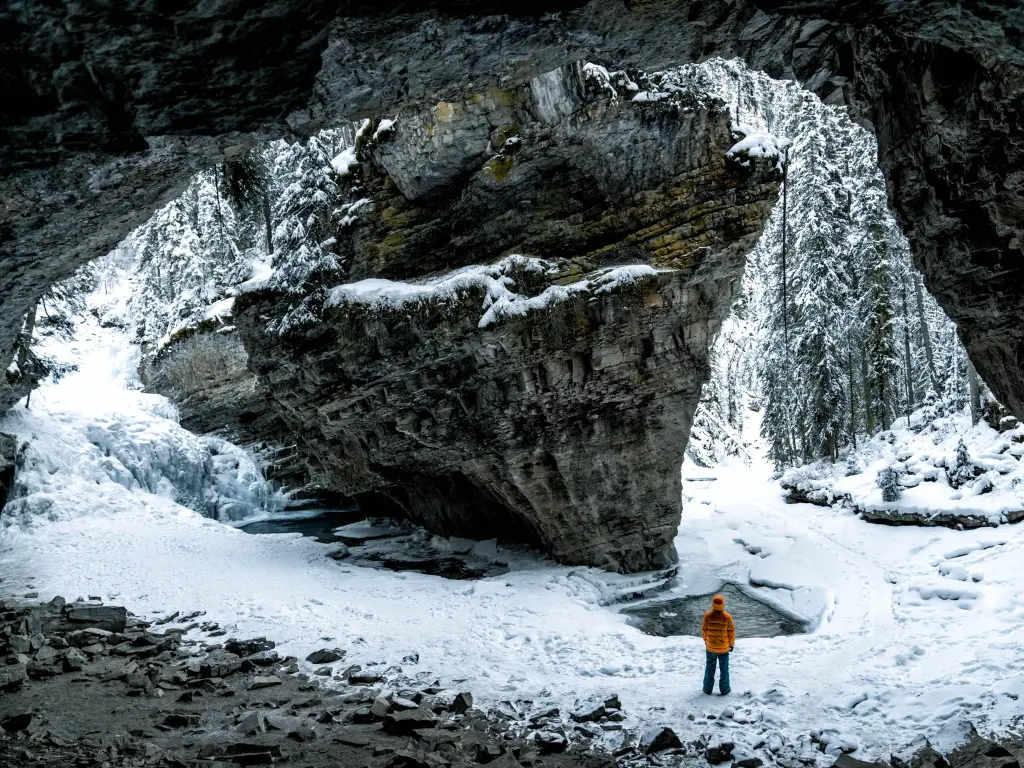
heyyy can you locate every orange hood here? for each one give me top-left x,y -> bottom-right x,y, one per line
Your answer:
712,594 -> 725,611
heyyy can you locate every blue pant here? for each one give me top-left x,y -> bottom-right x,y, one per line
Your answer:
703,651 -> 730,694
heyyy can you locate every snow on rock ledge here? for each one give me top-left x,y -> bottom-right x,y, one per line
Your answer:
326,256 -> 669,329
727,124 -> 791,173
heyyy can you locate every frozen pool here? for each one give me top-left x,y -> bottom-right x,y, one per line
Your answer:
620,583 -> 807,638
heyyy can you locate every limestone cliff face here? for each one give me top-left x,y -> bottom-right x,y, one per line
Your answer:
231,66 -> 781,571
3,0 -> 1024,422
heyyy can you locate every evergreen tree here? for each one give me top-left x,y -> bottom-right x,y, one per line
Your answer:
791,164 -> 849,459
948,439 -> 974,489
219,148 -> 273,255
673,57 -> 974,468
266,130 -> 349,293
862,216 -> 899,432
877,466 -> 902,502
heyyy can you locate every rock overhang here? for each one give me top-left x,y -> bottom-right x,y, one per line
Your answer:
228,63 -> 783,571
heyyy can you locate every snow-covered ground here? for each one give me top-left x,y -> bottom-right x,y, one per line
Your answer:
1,321 -> 1023,763
780,407 -> 1024,525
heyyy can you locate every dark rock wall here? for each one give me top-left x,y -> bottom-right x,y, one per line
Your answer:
751,1 -> 1024,424
0,433 -> 16,512
233,67 -> 781,570
0,0 -> 839,415
2,4 -> 1023,428
0,0 -> 335,411
857,33 -> 1024,418
311,2 -> 843,123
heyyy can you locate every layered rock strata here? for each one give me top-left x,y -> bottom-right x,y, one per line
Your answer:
233,66 -> 781,571
4,1 -> 1024,420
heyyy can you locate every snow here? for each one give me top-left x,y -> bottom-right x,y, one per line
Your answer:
3,336 -> 1024,762
326,256 -> 668,329
781,408 -> 1024,526
631,91 -> 670,102
0,313 -> 283,530
727,123 -> 792,172
330,147 -> 358,177
337,197 -> 372,228
236,258 -> 275,294
582,63 -> 639,101
201,296 -> 235,323
373,119 -> 396,140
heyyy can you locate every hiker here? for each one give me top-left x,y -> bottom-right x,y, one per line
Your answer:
701,593 -> 735,695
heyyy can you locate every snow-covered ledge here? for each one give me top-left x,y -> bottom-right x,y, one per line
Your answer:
325,256 -> 674,329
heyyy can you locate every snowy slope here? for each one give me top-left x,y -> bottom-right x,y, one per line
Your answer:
780,406 -> 1024,526
2,329 -> 1023,764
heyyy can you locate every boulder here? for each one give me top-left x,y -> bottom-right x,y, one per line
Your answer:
234,65 -> 781,573
63,647 -> 88,672
535,731 -> 568,754
350,708 -> 377,724
450,692 -> 474,714
383,709 -> 438,735
834,756 -> 886,768
61,605 -> 128,633
708,739 -> 736,764
265,715 -> 301,732
349,671 -> 384,685
288,723 -> 316,742
225,638 -> 276,658
487,751 -> 523,768
641,727 -> 682,754
248,675 -> 282,690
0,713 -> 32,733
305,648 -> 345,664
163,713 -> 201,729
236,712 -> 268,735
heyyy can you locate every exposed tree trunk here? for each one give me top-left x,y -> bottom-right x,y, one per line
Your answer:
948,330 -> 961,404
900,278 -> 915,427
967,357 -> 981,425
780,149 -> 790,356
878,374 -> 892,432
17,303 -> 37,371
912,272 -> 940,395
262,192 -> 273,256
847,341 -> 857,450
860,346 -> 875,434
18,302 -> 38,410
213,164 -> 227,238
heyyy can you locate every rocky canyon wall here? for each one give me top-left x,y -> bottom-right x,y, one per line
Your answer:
224,65 -> 781,570
3,0 -> 1023,418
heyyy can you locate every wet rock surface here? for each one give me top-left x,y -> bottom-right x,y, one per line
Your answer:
244,515 -> 513,580
234,65 -> 781,572
1,596 -> 1021,768
0,434 -> 16,512
0,597 -> 619,768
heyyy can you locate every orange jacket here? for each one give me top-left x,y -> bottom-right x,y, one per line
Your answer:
702,595 -> 735,654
